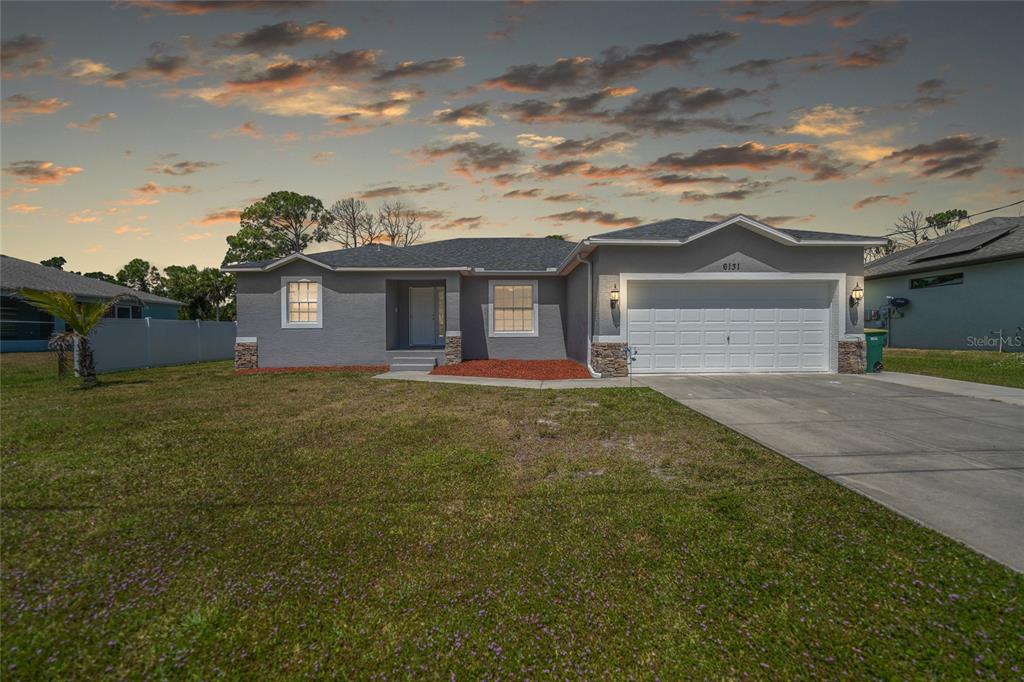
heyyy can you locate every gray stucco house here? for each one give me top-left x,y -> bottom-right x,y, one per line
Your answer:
864,217 -> 1023,352
223,214 -> 884,376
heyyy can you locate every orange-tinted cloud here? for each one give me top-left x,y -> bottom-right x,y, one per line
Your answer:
852,192 -> 914,210
884,134 -> 1000,179
123,1 -> 316,15
358,183 -> 450,199
652,141 -> 849,181
7,203 -> 41,213
199,209 -> 242,225
433,102 -> 491,128
435,215 -> 484,231
787,105 -> 863,137
417,141 -> 523,178
727,1 -> 866,28
3,160 -> 83,185
146,159 -> 219,175
219,21 -> 347,52
134,181 -> 193,195
542,207 -> 641,228
374,56 -> 465,82
2,94 -> 70,122
67,112 -> 117,131
1,34 -> 50,77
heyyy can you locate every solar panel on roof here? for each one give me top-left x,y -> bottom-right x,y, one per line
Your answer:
909,227 -> 1013,263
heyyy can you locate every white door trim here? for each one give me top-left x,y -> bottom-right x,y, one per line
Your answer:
611,272 -> 845,374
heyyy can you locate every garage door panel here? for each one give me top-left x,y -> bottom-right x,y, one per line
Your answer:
778,353 -> 802,368
778,309 -> 802,323
629,308 -> 652,323
679,309 -> 701,323
803,308 -> 828,322
704,353 -> 727,369
704,331 -> 728,346
629,331 -> 651,346
627,280 -> 833,374
704,309 -> 726,322
679,331 -> 701,345
802,330 -> 826,345
730,331 -> 752,344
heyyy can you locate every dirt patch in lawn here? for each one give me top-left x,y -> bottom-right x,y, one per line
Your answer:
237,365 -> 388,375
431,359 -> 591,380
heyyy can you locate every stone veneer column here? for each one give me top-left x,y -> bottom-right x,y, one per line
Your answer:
444,332 -> 462,365
591,342 -> 628,377
837,339 -> 866,374
234,337 -> 258,370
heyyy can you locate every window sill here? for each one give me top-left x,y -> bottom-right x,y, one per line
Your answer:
488,331 -> 538,338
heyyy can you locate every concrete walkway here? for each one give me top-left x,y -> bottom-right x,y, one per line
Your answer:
635,372 -> 1024,572
374,370 -> 634,389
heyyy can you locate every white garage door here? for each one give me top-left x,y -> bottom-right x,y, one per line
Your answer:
626,280 -> 833,373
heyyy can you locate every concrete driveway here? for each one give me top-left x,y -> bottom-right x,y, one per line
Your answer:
636,372 -> 1024,572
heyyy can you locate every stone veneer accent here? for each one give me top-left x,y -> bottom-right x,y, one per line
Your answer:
838,339 -> 866,374
444,334 -> 462,365
591,342 -> 628,377
234,341 -> 258,370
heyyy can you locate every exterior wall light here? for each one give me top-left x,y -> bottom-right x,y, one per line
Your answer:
850,283 -> 864,305
610,285 -> 620,309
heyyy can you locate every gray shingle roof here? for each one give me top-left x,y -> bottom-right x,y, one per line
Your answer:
0,255 -> 183,306
589,216 -> 878,243
864,217 -> 1024,279
226,238 -> 579,272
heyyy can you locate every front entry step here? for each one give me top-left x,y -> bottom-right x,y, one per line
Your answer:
389,355 -> 437,372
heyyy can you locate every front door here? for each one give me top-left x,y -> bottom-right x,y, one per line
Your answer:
410,287 -> 438,346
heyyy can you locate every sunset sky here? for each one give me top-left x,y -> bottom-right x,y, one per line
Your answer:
2,0 -> 1022,273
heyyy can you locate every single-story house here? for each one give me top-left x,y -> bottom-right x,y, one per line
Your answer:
864,216 -> 1023,352
223,214 -> 885,376
0,254 -> 183,352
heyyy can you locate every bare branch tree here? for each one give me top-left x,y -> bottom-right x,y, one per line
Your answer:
892,210 -> 929,247
377,200 -> 424,247
327,198 -> 381,248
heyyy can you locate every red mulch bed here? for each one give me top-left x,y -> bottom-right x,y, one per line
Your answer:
430,359 -> 591,380
236,365 -> 387,375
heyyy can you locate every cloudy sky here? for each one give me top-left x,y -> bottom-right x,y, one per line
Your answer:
2,1 -> 1021,272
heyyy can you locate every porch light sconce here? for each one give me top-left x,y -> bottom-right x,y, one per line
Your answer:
610,285 -> 620,309
849,283 -> 864,306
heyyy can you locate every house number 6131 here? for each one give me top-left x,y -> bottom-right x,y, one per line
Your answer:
722,262 -> 740,271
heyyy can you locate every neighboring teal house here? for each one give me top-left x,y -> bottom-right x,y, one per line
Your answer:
1,255 -> 182,352
864,217 -> 1023,351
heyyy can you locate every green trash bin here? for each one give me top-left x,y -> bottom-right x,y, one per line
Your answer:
865,329 -> 887,373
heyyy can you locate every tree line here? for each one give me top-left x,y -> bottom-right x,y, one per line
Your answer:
223,191 -> 426,265
40,191 -> 432,321
40,256 -> 235,321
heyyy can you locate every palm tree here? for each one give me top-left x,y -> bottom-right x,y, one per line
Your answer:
19,289 -> 138,387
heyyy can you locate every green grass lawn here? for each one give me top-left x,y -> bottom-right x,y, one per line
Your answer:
883,348 -> 1024,389
2,353 -> 1022,678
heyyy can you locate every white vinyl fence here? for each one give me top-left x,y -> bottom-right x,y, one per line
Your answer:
90,318 -> 237,373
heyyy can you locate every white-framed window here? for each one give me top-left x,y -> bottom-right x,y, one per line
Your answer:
281,276 -> 323,329
488,280 -> 538,337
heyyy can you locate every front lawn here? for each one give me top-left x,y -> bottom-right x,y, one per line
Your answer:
883,347 -> 1024,389
2,353 -> 1022,678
